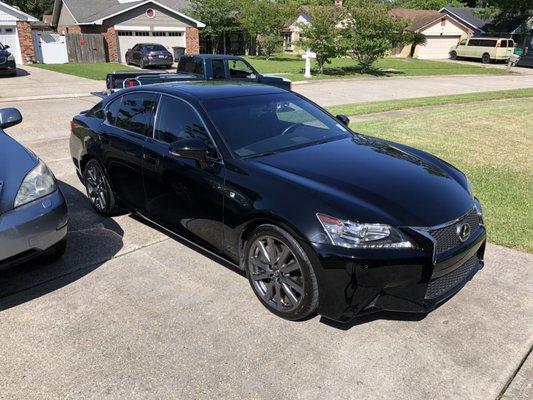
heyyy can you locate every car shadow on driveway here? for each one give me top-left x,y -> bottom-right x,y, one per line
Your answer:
0,181 -> 124,311
0,67 -> 30,78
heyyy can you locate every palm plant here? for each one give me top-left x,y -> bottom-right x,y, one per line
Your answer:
408,31 -> 427,58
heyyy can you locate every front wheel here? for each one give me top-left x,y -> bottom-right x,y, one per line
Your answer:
482,53 -> 491,64
244,225 -> 319,321
450,51 -> 457,60
83,159 -> 117,216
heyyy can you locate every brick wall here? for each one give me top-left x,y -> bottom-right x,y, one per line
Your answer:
16,21 -> 35,63
185,27 -> 200,54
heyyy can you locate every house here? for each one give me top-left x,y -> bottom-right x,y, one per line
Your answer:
390,8 -> 474,59
51,0 -> 205,63
0,0 -> 39,63
283,2 -> 473,59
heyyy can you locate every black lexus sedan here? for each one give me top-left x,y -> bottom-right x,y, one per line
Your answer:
125,43 -> 174,69
0,42 -> 17,77
70,83 -> 486,322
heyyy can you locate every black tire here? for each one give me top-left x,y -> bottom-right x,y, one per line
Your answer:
42,239 -> 67,262
140,60 -> 145,69
166,65 -> 172,70
450,51 -> 457,60
482,53 -> 491,64
244,224 -> 319,321
83,159 -> 118,216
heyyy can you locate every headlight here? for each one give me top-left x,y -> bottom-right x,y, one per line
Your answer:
474,198 -> 484,224
317,214 -> 415,249
14,161 -> 57,208
7,54 -> 15,61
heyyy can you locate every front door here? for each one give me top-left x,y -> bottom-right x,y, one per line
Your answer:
101,92 -> 158,210
142,94 -> 226,251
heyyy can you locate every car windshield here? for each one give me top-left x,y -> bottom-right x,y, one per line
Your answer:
145,45 -> 167,52
204,93 -> 351,158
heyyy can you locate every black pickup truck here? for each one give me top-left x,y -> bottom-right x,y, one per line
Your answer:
106,54 -> 291,90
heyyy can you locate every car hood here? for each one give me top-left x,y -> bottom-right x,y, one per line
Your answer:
249,136 -> 473,227
0,131 -> 38,214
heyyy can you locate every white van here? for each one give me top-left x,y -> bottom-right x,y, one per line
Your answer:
450,37 -> 515,63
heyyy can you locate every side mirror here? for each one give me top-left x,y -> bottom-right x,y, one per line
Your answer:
0,108 -> 22,130
336,114 -> 350,126
169,138 -> 210,169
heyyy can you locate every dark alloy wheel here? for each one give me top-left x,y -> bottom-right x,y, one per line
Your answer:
450,51 -> 457,60
83,159 -> 117,216
245,225 -> 319,320
482,53 -> 491,64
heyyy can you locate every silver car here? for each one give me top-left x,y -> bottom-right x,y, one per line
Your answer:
0,108 -> 68,269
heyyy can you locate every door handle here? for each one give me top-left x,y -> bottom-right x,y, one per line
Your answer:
143,153 -> 160,166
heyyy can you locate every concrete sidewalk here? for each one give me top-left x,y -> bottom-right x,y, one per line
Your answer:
293,74 -> 533,106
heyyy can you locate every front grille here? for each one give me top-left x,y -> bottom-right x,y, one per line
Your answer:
425,255 -> 479,300
429,208 -> 481,255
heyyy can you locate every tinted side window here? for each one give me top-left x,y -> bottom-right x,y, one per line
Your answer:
87,101 -> 105,120
479,39 -> 497,47
500,40 -> 507,48
115,93 -> 158,136
228,59 -> 255,79
106,96 -> 122,126
468,39 -> 479,46
179,58 -> 203,75
154,96 -> 215,154
212,59 -> 225,79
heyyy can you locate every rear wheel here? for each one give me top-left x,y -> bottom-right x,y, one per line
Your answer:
450,51 -> 457,60
482,53 -> 491,64
83,159 -> 117,216
244,225 -> 319,321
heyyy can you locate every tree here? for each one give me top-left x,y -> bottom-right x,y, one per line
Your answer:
406,31 -> 427,58
341,3 -> 409,72
184,0 -> 239,54
391,0 -> 466,10
237,0 -> 296,59
298,6 -> 346,73
3,0 -> 54,17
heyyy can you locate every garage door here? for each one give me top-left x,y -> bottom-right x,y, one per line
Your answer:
117,31 -> 187,63
418,36 -> 461,60
0,26 -> 22,64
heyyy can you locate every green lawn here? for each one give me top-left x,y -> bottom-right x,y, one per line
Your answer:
31,62 -> 138,80
347,98 -> 533,253
30,53 -> 504,81
246,54 -> 505,81
327,88 -> 533,116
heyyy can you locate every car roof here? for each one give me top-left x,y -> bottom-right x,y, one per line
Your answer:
180,54 -> 245,60
127,81 -> 288,101
468,37 -> 512,40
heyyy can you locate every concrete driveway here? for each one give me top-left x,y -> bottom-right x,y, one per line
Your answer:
0,97 -> 531,399
0,65 -> 104,101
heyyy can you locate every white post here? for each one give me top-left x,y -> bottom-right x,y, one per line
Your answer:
302,50 -> 316,78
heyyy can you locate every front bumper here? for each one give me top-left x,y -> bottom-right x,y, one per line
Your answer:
307,226 -> 486,322
0,59 -> 16,73
0,189 -> 68,269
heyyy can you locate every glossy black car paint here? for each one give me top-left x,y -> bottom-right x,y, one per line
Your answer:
0,43 -> 16,76
70,82 -> 486,322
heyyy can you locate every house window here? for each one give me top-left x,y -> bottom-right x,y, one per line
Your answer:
168,32 -> 182,37
117,31 -> 133,36
153,32 -> 167,37
135,31 -> 150,36
4,28 -> 14,33
283,33 -> 292,49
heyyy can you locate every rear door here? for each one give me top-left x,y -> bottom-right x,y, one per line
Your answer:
101,92 -> 158,210
142,94 -> 226,251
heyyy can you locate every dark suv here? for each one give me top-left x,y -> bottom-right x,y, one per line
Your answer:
125,43 -> 173,69
0,42 -> 16,77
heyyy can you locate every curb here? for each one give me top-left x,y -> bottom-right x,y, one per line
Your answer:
0,93 -> 94,103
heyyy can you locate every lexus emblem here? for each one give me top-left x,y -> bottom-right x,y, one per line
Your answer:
457,223 -> 471,242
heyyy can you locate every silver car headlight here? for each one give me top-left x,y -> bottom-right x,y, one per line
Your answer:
317,213 -> 415,249
14,161 -> 57,208
7,54 -> 15,61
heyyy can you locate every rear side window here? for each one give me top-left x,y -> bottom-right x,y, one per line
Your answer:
87,101 -> 105,119
178,58 -> 203,75
500,40 -> 508,48
228,59 -> 255,79
154,96 -> 215,153
212,59 -> 226,79
106,97 -> 122,126
470,39 -> 497,47
110,93 -> 159,136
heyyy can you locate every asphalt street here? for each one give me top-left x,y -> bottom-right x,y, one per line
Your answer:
0,68 -> 531,399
